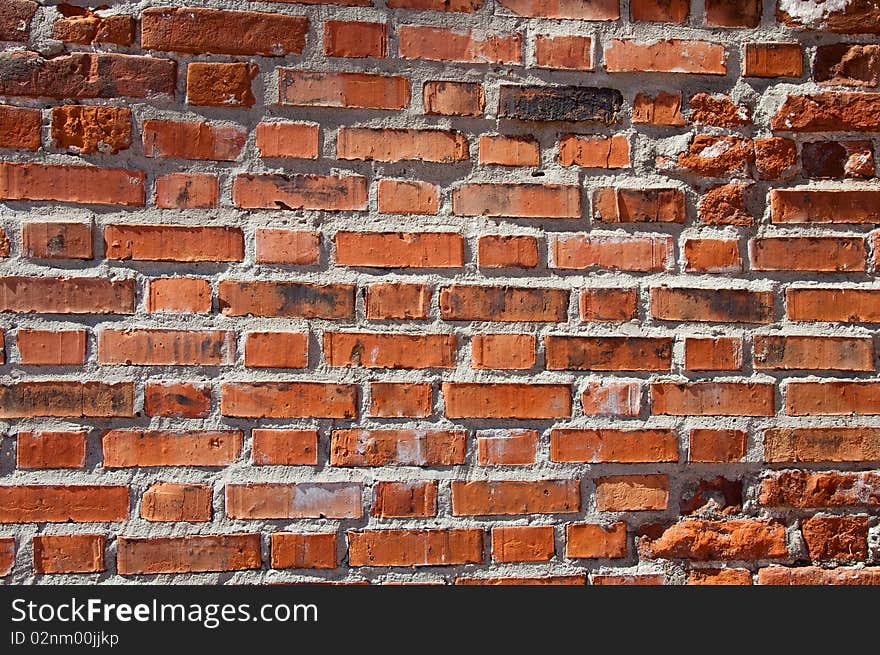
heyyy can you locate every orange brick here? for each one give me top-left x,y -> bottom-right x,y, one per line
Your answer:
155,173 -> 219,209
144,382 -> 211,418
17,329 -> 87,365
689,429 -> 747,462
479,134 -> 539,167
471,334 -> 536,370
684,337 -> 743,371
491,526 -> 554,562
16,431 -> 87,469
476,430 -> 538,466
245,332 -> 308,369
373,481 -> 437,518
559,134 -> 629,168
252,429 -> 318,466
255,122 -> 319,159
324,20 -> 387,58
365,283 -> 431,320
271,533 -> 337,569
551,428 -> 678,463
369,382 -> 432,418
580,288 -> 639,322
683,238 -> 742,273
377,180 -> 440,215
566,523 -> 627,559
605,39 -> 726,75
33,534 -> 105,574
424,81 -> 484,116
478,235 -> 540,269
595,475 -> 669,511
147,278 -> 212,313
581,381 -> 642,417
141,483 -> 212,522
399,26 -> 522,64
534,35 -> 593,70
452,480 -> 580,516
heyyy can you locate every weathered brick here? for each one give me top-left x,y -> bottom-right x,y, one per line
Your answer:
758,566 -> 880,586
105,225 -> 243,262
369,382 -> 432,418
786,381 -> 880,416
271,533 -> 337,570
377,180 -> 440,215
759,470 -> 880,508
103,430 -> 242,468
802,516 -> 868,561
233,174 -> 367,211
651,287 -> 774,323
593,187 -> 685,223
744,43 -> 803,78
772,93 -> 880,132
1,0 -> 37,41
219,281 -> 355,319
365,283 -> 431,320
471,334 -> 536,370
771,189 -> 880,223
652,381 -> 774,416
443,382 -> 571,419
17,330 -> 87,366
689,429 -> 747,463
478,235 -> 539,269
496,0 -> 619,19
605,39 -> 726,74
155,174 -> 219,209
423,81 -> 485,116
0,105 -> 41,150
452,480 -> 580,516
324,332 -> 456,369
0,382 -> 133,418
279,70 -> 410,110
33,535 -> 105,574
596,475 -> 669,511
141,483 -> 212,522
51,106 -> 131,154
492,526 -> 554,562
684,337 -> 743,372
226,483 -> 362,519
244,332 -> 308,369
335,232 -> 464,268
476,430 -> 538,466
552,234 -> 672,272
566,523 -> 627,559
479,135 -> 540,167
753,335 -> 874,371
498,85 -> 622,123
0,163 -> 144,206
252,429 -> 317,466
764,427 -> 880,463
786,287 -> 880,323
440,285 -> 569,322
348,529 -> 483,567
98,329 -> 235,366
545,335 -> 672,371
144,120 -> 245,161
16,431 -> 87,469
641,520 -> 787,560
373,481 -> 437,518
117,535 -> 260,574
221,382 -> 357,418
551,428 -> 678,463
144,382 -> 211,418
534,35 -> 593,70
398,26 -> 522,64
324,20 -> 387,58
454,183 -> 581,218
331,429 -> 465,467
147,278 -> 212,314
187,62 -> 257,108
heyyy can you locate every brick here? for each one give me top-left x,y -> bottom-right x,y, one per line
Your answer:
534,35 -> 593,70
592,574 -> 666,585
772,93 -> 880,132
777,1 -> 880,34
593,187 -> 685,224
545,335 -> 672,371
566,523 -> 627,559
631,0 -> 688,22
252,429 -> 317,466
103,430 -> 242,468
754,138 -> 798,180
683,239 -> 741,273
786,381 -> 880,416
377,180 -> 439,215
187,62 -> 257,108
753,335 -> 874,371
689,429 -> 747,463
106,225 -> 243,262
440,286 -> 569,322
498,85 -> 622,123
155,174 -> 219,209
650,287 -> 774,323
684,337 -> 743,371
581,380 -> 642,417
256,123 -> 320,160
471,334 -> 536,370
144,382 -> 211,418
764,427 -> 880,463
398,26 -> 522,64
492,526 -> 554,562
0,163 -> 144,206
423,81 -> 484,116
454,183 -> 581,218
117,535 -> 261,574
580,285 -> 639,320
348,529 -> 482,567
0,0 -> 36,41
758,567 -> 880,586
744,43 -> 803,78
0,539 -> 12,576
365,283 -> 431,320
479,135 -> 539,167
387,0 -> 483,9
456,575 -> 586,586
550,428 -> 678,463
0,105 -> 41,150
759,470 -> 880,508
144,120 -> 245,161
226,483 -> 362,519
641,520 -> 787,560
802,516 -> 868,561
452,480 -> 579,516
443,382 -> 571,419
369,382 -> 432,418
33,535 -> 105,574
0,485 -> 128,523
476,430 -> 538,466
221,382 -> 357,418
335,232 -> 463,268
652,381 -> 774,416
16,431 -> 87,469
254,229 -> 320,265
141,483 -> 212,522
687,569 -> 752,585
279,70 -> 410,110
51,106 -> 131,155
699,183 -> 753,226
670,135 -> 752,177
233,174 -> 367,211
496,0 -> 619,19
802,141 -> 875,179
22,222 -> 92,260
17,329 -> 87,365
786,287 -> 880,323
688,93 -> 751,127
338,127 -> 468,164
595,475 -> 669,511
373,481 -> 437,518
219,281 -> 355,319
147,278 -> 212,314
552,234 -> 672,272
0,381 -> 133,418
271,534 -> 337,570
53,11 -> 134,46
632,91 -> 686,125
325,20 -> 387,58
142,7 -> 307,56
0,52 -> 176,99
478,235 -> 539,269
815,44 -> 880,86
99,329 -> 235,366
245,332 -> 308,369
324,332 -> 456,369
331,429 -> 465,467
705,0 -> 760,27
605,39 -> 726,75
771,189 -> 880,224
559,134 -> 629,168
0,276 -> 134,315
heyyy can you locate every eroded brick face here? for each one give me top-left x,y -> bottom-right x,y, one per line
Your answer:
0,0 -> 878,587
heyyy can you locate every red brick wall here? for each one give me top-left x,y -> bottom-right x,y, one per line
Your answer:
0,0 -> 879,585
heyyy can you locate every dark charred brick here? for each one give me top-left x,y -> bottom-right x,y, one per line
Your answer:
498,85 -> 623,124
218,281 -> 356,319
680,477 -> 743,516
815,44 -> 880,86
802,141 -> 875,179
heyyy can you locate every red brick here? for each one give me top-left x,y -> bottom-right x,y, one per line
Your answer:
550,428 -> 678,463
705,0 -> 761,27
365,283 -> 431,320
0,539 -> 12,576
581,380 -> 642,417
335,232 -> 463,268
324,332 -> 456,369
641,519 -> 787,560
387,0 -> 483,9
155,174 -> 219,209
377,180 -> 439,215
755,137 -> 798,180
51,106 -> 131,155
147,278 -> 212,314
423,81 -> 484,116
0,485 -> 128,523
233,173 -> 367,211
452,480 -> 579,516
699,183 -> 754,226
492,526 -> 554,562
771,189 -> 880,224
684,337 -> 743,371
186,62 -> 257,108
144,382 -> 211,418
221,382 -> 357,419
592,188 -> 685,224
802,516 -> 868,561
255,122 -> 319,160
476,430 -> 538,466
552,234 -> 672,272
271,534 -> 337,570
0,0 -> 36,41
456,575 -> 585,586
443,382 -> 571,419
348,529 -> 483,567
496,0 -> 619,19
252,429 -> 318,466
479,135 -> 539,167
688,93 -> 751,127
219,281 -> 355,319
331,429 -> 466,467
98,329 -> 235,366
764,427 -> 880,463
33,535 -> 105,574
22,222 -> 92,260
373,481 -> 437,518
53,11 -> 134,46
758,566 -> 880,586
472,334 -> 536,370
650,286 -> 774,323
559,134 -> 629,168
245,332 -> 308,369
581,285 -> 637,320
454,183 -> 581,219
0,105 -> 41,150
744,43 -> 803,77
399,26 -> 522,64
687,569 -> 752,585
226,483 -> 362,519
652,381 -> 774,416
279,70 -> 410,110
605,39 -> 726,74
369,382 -> 432,418
0,382 -> 133,418
144,120 -> 245,161
786,287 -> 880,323
631,0 -> 688,22
106,225 -> 243,262
752,237 -> 866,273
777,2 -> 880,33
545,335 -> 672,371
759,470 -> 880,508
689,429 -> 747,463
117,535 -> 261,574
16,431 -> 87,470
534,35 -> 593,70
141,483 -> 212,522
772,93 -> 880,132
325,20 -> 387,58
478,235 -> 539,269
440,286 -> 569,322
592,574 -> 666,585
339,127 -> 468,163
17,329 -> 87,365
0,163 -> 144,206
103,430 -> 242,468
786,380 -> 880,416
254,229 -> 319,265
596,475 -> 669,511
753,335 -> 873,372
566,523 -> 627,559
633,91 -> 686,125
